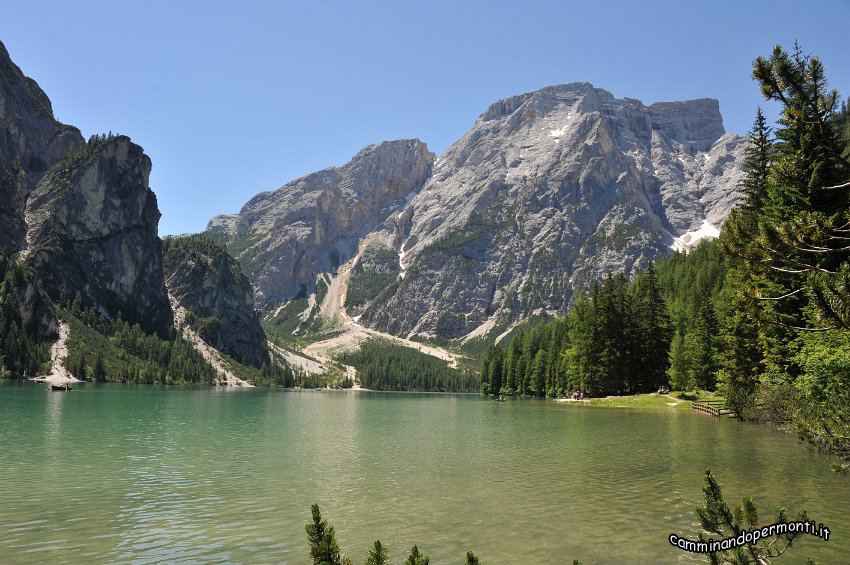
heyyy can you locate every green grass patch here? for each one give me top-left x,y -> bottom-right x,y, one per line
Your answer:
583,390 -> 725,411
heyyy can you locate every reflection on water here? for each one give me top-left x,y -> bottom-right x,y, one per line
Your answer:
1,383 -> 848,564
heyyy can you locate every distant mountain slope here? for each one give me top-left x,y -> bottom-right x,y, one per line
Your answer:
213,82 -> 745,343
163,235 -> 268,367
207,139 -> 434,307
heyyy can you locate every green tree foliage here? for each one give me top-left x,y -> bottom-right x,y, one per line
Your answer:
404,545 -> 430,565
633,262 -> 674,390
688,301 -> 720,390
739,107 -> 773,212
794,330 -> 850,460
668,330 -> 693,392
0,255 -> 52,377
305,504 -> 345,565
57,294 -> 293,386
60,300 -> 219,385
364,540 -> 389,565
695,469 -> 809,564
337,339 -> 478,392
718,44 -> 850,460
483,266 -> 674,397
304,507 -> 471,565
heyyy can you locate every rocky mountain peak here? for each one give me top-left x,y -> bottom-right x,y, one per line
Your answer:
360,83 -> 745,340
213,82 -> 747,343
208,138 -> 434,306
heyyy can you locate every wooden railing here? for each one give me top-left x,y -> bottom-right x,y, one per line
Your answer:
692,400 -> 736,418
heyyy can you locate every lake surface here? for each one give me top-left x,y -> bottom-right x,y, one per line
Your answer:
1,382 -> 848,564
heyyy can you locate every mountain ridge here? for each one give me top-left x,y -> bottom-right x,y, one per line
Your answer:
212,81 -> 746,343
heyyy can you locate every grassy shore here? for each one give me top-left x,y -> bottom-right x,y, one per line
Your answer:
567,390 -> 724,411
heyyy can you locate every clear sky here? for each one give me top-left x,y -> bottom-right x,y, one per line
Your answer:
3,1 -> 849,235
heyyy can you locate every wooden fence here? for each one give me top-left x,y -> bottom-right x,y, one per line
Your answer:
692,400 -> 736,418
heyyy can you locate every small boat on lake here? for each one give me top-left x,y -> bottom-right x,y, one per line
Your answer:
50,384 -> 72,391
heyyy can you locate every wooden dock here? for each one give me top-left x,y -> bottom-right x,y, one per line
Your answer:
692,400 -> 736,418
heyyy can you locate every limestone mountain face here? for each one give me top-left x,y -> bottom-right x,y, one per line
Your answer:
25,136 -> 173,336
0,40 -> 83,254
215,82 -> 746,342
363,83 -> 746,339
163,238 -> 268,367
207,139 -> 434,307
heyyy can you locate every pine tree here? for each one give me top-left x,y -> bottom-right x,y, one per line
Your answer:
531,349 -> 545,396
305,504 -> 343,565
689,301 -> 719,390
504,336 -> 521,393
695,469 -> 809,564
487,346 -> 503,396
94,353 -> 106,382
634,262 -> 673,391
718,270 -> 764,418
78,351 -> 88,382
465,551 -> 481,565
404,545 -> 430,565
668,330 -> 693,391
739,107 -> 773,212
479,351 -> 491,395
749,43 -> 850,330
365,540 -> 389,565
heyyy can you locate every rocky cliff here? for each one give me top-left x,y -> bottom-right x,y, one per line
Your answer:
0,42 -> 277,381
214,83 -> 746,342
163,236 -> 268,367
363,83 -> 746,339
0,40 -> 83,254
25,135 -> 173,336
208,139 -> 434,307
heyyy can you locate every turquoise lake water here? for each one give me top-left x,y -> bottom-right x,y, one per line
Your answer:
1,382 -> 848,563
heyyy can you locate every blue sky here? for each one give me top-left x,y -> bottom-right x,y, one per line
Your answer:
3,0 -> 849,235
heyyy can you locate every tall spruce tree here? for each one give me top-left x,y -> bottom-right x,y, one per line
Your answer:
740,107 -> 773,212
689,300 -> 720,390
488,346 -> 503,396
634,262 -> 673,391
668,330 -> 693,391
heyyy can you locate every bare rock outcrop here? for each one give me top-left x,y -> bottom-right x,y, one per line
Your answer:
365,84 -> 745,338
25,136 -> 173,336
207,139 -> 435,307
0,40 -> 83,253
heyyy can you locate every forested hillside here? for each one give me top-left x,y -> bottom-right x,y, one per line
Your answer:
337,339 -> 478,392
0,256 -> 53,377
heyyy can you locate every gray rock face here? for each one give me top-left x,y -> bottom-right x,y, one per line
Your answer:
365,83 -> 745,338
214,82 -> 747,341
208,139 -> 434,307
163,238 -> 268,367
25,136 -> 173,336
0,40 -> 83,253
